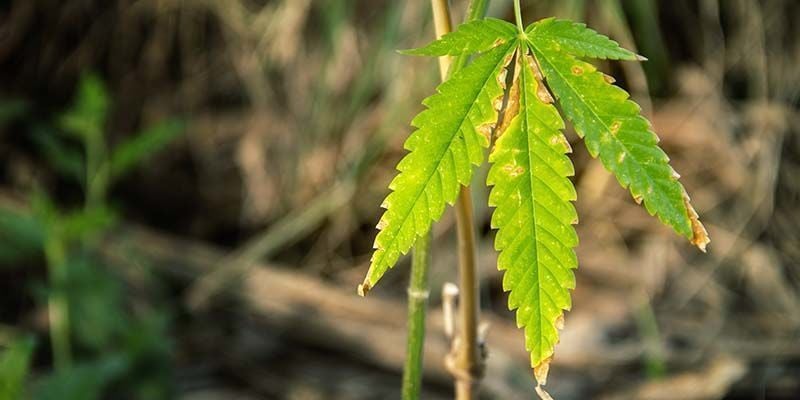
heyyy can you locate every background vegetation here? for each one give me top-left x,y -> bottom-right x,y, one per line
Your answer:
0,0 -> 798,398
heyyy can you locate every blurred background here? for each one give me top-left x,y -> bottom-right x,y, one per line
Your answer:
0,0 -> 798,399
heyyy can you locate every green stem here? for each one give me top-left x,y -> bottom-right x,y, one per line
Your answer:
399,2 -> 453,397
450,0 -> 491,74
514,0 -> 525,33
465,0 -> 490,23
433,1 -> 491,398
401,233 -> 431,400
84,129 -> 108,210
44,235 -> 71,370
453,187 -> 481,400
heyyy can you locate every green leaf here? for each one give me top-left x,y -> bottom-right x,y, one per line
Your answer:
526,18 -> 640,61
488,49 -> 578,369
528,37 -> 709,249
59,73 -> 109,141
109,119 -> 184,179
0,336 -> 35,399
32,356 -> 127,400
360,41 -> 516,294
31,126 -> 85,182
401,18 -> 517,56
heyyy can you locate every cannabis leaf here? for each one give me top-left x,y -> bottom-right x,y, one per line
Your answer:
401,18 -> 517,56
487,52 -> 578,368
359,39 -> 516,294
360,14 -> 709,387
527,24 -> 708,248
526,18 -> 640,61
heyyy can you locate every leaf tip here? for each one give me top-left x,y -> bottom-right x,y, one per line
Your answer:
682,192 -> 710,252
357,280 -> 372,297
533,356 -> 552,386
635,54 -> 649,62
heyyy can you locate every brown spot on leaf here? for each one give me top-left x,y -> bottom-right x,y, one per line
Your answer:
602,73 -> 616,84
495,59 -> 521,139
555,314 -> 565,330
683,191 -> 710,252
610,120 -> 622,135
528,55 -> 554,104
497,68 -> 508,90
571,65 -> 584,75
549,135 -> 572,153
489,50 -> 518,144
534,356 -> 552,386
357,280 -> 371,297
503,163 -> 524,177
528,55 -> 543,80
536,83 -> 554,104
478,123 -> 493,142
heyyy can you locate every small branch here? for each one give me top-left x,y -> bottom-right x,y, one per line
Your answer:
452,187 -> 484,399
430,0 -> 453,79
451,0 -> 490,74
402,233 -> 431,400
430,0 -> 492,398
44,236 -> 71,370
399,1 -> 459,395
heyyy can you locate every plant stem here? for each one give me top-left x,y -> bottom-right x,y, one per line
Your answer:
430,0 -> 491,398
454,187 -> 482,399
431,0 -> 453,79
401,233 -> 431,400
399,3 -> 452,398
514,0 -> 525,33
44,235 -> 71,370
451,0 -> 490,74
84,130 -> 107,210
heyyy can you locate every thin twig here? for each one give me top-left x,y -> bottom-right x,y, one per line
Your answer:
401,233 -> 431,399
429,0 -> 492,398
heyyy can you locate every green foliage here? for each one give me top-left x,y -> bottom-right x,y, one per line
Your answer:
43,73 -> 185,202
109,119 -> 185,179
360,41 -> 516,293
32,357 -> 128,400
0,72 -> 180,399
526,18 -> 640,60
0,337 -> 35,399
362,15 -> 708,376
59,73 -> 109,141
401,18 -> 517,56
487,53 -> 578,367
527,30 -> 694,239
